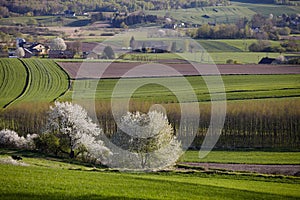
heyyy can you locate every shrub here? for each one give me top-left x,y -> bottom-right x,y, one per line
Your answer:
0,129 -> 37,149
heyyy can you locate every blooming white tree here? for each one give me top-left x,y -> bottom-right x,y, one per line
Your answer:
0,129 -> 37,149
46,101 -> 111,163
15,47 -> 25,58
110,111 -> 182,170
50,37 -> 67,51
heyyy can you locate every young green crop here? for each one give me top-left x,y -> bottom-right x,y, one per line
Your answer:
0,58 -> 27,108
11,59 -> 69,105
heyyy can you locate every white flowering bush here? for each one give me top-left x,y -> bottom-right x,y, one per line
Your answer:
0,129 -> 37,149
45,101 -> 111,163
110,111 -> 182,170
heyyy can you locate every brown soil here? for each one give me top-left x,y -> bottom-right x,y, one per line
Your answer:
182,162 -> 300,176
58,62 -> 300,79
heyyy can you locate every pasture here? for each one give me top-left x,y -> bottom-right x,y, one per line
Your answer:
0,149 -> 299,200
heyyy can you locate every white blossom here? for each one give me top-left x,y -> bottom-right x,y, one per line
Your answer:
110,110 -> 182,170
0,129 -> 38,149
46,101 -> 111,162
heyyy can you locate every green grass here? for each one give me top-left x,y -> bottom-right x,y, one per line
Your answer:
233,2 -> 300,17
146,5 -> 256,24
0,58 -> 27,108
0,58 -> 70,108
0,150 -> 299,200
124,52 -> 297,64
181,151 -> 300,164
146,3 -> 299,25
14,59 -> 69,103
62,74 -> 300,103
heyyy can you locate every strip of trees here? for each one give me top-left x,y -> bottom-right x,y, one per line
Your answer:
1,99 -> 299,150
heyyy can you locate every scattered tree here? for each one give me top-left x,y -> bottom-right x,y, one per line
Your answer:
44,101 -> 111,163
111,111 -> 182,169
50,37 -> 67,51
15,47 -> 25,58
102,46 -> 115,59
129,36 -> 136,50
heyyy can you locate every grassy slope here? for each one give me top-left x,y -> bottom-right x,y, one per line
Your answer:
62,74 -> 300,103
0,153 -> 299,200
146,3 -> 299,24
12,59 -> 69,104
181,151 -> 300,164
0,58 -> 27,108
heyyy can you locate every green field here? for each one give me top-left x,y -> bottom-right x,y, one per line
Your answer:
0,59 -> 69,109
123,52 -> 296,64
0,59 -> 27,108
62,74 -> 300,103
0,150 -> 299,200
181,151 -> 300,164
146,2 -> 299,24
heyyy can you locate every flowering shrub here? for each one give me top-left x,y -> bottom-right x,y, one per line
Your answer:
45,101 -> 112,163
110,111 -> 182,170
0,129 -> 37,149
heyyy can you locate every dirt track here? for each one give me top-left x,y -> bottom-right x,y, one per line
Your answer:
58,61 -> 300,79
182,162 -> 300,176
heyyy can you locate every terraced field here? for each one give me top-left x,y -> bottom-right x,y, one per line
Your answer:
0,58 -> 69,109
0,59 -> 27,108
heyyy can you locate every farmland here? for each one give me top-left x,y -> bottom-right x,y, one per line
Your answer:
146,2 -> 300,24
60,74 -> 300,102
0,59 -> 27,108
0,59 -> 69,109
0,149 -> 299,200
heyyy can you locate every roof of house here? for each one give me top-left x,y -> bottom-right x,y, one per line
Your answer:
258,57 -> 276,64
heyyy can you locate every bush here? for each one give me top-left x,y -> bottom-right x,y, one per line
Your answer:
0,129 -> 37,149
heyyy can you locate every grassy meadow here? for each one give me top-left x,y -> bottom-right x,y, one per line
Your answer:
0,149 -> 299,200
146,2 -> 299,24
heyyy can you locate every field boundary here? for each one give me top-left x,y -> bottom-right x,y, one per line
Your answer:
52,61 -> 71,102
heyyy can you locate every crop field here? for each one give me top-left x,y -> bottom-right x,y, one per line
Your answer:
181,151 -> 300,164
0,59 -> 27,108
0,149 -> 299,200
61,74 -> 300,103
0,58 -> 69,109
146,2 -> 299,24
233,2 -> 300,17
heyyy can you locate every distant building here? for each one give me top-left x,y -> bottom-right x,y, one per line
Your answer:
49,50 -> 74,59
132,41 -> 169,53
64,10 -> 76,18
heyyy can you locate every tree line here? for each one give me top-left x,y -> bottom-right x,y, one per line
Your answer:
1,100 -> 299,150
0,0 -> 229,17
